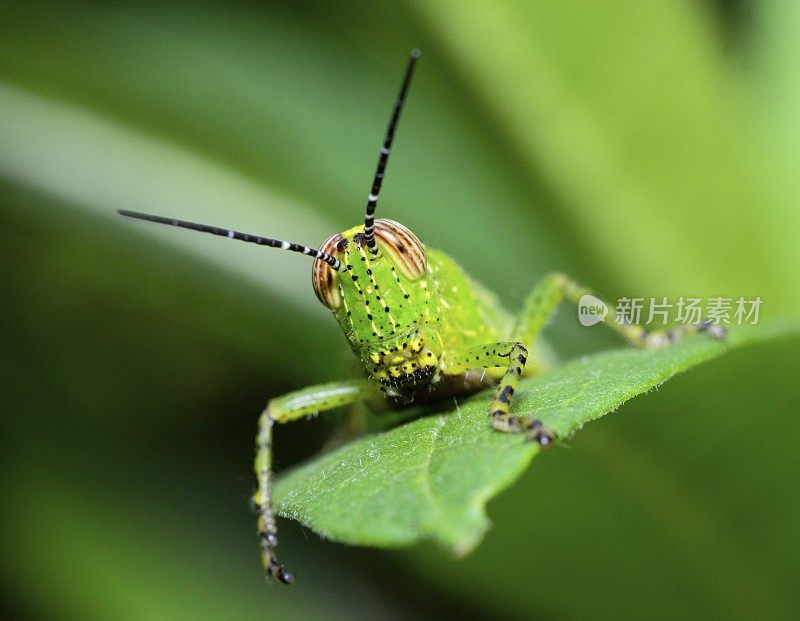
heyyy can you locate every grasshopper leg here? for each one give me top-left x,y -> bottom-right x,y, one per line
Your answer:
514,272 -> 727,349
444,342 -> 554,445
254,379 -> 378,584
443,274 -> 728,447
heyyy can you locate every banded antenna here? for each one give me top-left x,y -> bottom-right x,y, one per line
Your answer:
363,49 -> 420,255
118,210 -> 342,271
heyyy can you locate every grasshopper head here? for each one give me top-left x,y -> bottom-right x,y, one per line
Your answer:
309,51 -> 432,397
311,219 -> 443,395
118,51 -> 429,399
310,51 -> 435,395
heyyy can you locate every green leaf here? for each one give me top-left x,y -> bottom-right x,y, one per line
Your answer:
274,321 -> 797,554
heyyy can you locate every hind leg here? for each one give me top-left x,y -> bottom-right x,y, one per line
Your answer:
513,272 -> 726,348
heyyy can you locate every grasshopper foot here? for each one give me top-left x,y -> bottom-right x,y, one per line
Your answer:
699,320 -> 727,340
269,559 -> 294,585
525,418 -> 555,446
261,542 -> 294,584
491,414 -> 555,446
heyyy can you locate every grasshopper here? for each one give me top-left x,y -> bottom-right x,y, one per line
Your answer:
119,50 -> 725,584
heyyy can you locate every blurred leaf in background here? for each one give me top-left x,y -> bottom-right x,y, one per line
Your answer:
1,1 -> 798,620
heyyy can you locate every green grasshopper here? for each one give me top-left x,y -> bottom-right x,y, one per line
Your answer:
120,50 -> 725,584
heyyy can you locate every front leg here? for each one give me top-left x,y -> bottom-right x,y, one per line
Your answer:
445,342 -> 555,445
254,379 -> 380,584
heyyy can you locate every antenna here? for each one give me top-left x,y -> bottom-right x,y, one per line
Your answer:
118,210 -> 341,271
362,49 -> 420,255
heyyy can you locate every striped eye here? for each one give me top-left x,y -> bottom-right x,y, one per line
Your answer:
373,219 -> 426,279
312,233 -> 343,310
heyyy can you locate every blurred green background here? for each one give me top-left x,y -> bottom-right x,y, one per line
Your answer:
2,1 -> 799,619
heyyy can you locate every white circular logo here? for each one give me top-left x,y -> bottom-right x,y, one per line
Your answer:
578,294 -> 608,327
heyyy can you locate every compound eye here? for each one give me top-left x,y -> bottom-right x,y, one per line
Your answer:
373,219 -> 426,279
312,233 -> 343,310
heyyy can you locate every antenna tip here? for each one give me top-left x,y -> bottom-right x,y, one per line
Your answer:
410,48 -> 421,59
